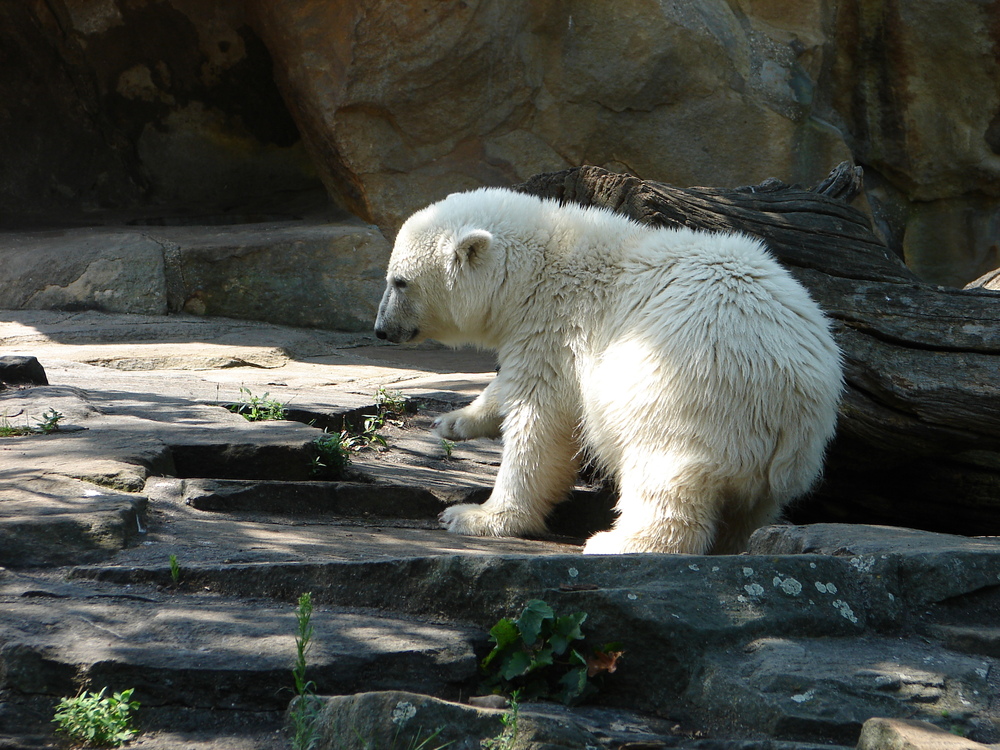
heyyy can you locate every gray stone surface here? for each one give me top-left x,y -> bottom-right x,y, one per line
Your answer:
0,218 -> 389,331
2,311 -> 1000,750
300,690 -> 705,750
0,581 -> 476,711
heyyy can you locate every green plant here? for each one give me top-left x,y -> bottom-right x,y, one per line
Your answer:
332,387 -> 407,457
375,386 -> 408,416
309,431 -> 352,479
386,726 -> 451,750
362,413 -> 388,447
439,438 -> 455,459
480,599 -> 623,706
227,387 -> 287,422
480,691 -> 520,750
290,592 -> 322,750
35,407 -> 64,434
168,554 -> 180,585
0,409 -> 64,437
52,687 -> 140,747
339,414 -> 387,453
0,412 -> 31,437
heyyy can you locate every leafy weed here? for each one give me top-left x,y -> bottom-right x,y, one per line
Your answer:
481,599 -> 623,706
52,687 -> 140,747
227,387 -> 287,422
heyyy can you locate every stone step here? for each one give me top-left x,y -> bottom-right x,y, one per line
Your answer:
63,536 -> 1000,744
0,575 -> 478,712
176,478 -> 445,518
0,476 -> 147,568
298,690 -> 858,750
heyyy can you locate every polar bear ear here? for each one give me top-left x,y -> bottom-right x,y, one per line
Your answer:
451,229 -> 493,269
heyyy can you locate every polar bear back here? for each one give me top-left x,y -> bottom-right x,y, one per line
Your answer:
574,224 -> 842,505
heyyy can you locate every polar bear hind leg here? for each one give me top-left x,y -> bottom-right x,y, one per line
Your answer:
582,458 -> 730,555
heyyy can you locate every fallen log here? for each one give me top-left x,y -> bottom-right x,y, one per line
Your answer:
515,164 -> 1000,536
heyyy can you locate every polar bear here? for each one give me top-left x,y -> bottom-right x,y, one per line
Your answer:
374,187 -> 843,554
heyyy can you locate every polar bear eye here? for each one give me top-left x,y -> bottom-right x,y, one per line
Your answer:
392,278 -> 408,290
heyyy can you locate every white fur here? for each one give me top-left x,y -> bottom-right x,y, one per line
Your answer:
375,188 -> 843,554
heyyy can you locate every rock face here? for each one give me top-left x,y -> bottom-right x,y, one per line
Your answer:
0,0 -> 319,225
828,0 -> 1000,286
2,0 -> 997,328
249,0 -> 853,232
0,220 -> 388,330
246,0 -> 1000,286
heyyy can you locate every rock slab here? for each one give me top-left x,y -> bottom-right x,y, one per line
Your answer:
0,220 -> 389,332
857,718 -> 996,750
0,356 -> 48,386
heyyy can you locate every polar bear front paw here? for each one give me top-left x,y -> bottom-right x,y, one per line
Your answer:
439,503 -> 543,538
432,407 -> 501,441
439,503 -> 506,536
432,410 -> 473,441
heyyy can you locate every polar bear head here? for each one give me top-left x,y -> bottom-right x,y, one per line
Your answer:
374,190 -> 534,347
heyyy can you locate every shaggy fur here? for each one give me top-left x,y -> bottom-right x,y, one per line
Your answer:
375,188 -> 843,554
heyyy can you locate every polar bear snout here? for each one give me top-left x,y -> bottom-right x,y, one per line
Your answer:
373,323 -> 419,343
374,283 -> 420,343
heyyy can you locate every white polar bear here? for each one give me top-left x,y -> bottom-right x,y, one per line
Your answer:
374,188 -> 843,555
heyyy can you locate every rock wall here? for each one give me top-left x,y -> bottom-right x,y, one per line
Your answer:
248,0 -> 853,231
0,0 -> 320,226
827,0 -> 1000,286
247,0 -> 1000,286
1,0 -> 998,287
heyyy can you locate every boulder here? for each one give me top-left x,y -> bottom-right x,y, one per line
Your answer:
156,219 -> 388,331
0,230 -> 169,315
248,0 -> 852,231
0,219 -> 388,331
857,717 -> 996,750
0,356 -> 47,386
296,691 -> 705,750
857,718 -> 996,750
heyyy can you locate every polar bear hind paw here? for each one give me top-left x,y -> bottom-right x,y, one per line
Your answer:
582,530 -> 634,555
583,529 -> 713,555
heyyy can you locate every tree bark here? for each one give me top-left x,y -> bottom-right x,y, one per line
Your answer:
515,164 -> 1000,536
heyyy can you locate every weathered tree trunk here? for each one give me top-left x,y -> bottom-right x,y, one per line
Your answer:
515,164 -> 1000,536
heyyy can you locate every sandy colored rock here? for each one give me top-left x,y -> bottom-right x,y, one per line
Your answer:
857,717 -> 994,750
828,0 -> 1000,285
249,0 -> 851,231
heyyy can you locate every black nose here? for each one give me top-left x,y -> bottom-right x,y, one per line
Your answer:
375,329 -> 387,340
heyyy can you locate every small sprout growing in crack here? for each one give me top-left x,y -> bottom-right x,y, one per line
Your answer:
35,408 -> 64,434
227,387 -> 287,422
440,438 -> 456,459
